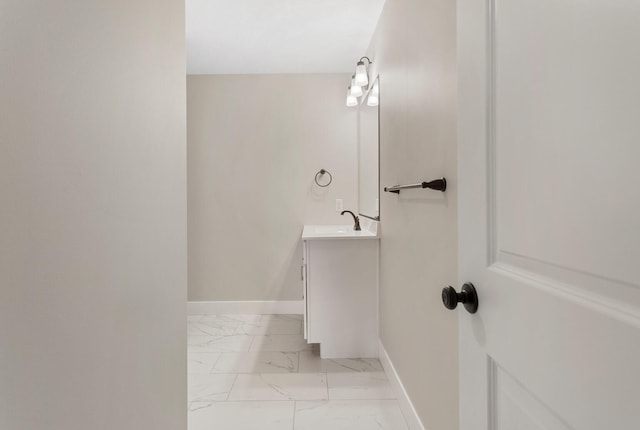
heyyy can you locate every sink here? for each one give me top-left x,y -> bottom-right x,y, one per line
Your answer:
314,225 -> 350,234
301,224 -> 378,240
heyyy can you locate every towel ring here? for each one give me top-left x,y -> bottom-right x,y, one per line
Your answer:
315,169 -> 333,187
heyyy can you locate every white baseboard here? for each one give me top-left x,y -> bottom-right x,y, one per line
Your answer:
379,340 -> 426,430
188,300 -> 304,315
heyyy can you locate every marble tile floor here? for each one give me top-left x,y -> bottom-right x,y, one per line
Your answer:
188,314 -> 409,430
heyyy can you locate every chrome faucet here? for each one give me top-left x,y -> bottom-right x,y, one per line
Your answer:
340,210 -> 361,231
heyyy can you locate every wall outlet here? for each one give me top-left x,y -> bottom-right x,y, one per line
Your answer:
335,199 -> 343,212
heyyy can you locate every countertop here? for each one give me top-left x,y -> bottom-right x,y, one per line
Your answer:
301,224 -> 379,240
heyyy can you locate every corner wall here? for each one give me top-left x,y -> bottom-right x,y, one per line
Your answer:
0,1 -> 187,429
366,0 -> 459,428
187,74 -> 357,301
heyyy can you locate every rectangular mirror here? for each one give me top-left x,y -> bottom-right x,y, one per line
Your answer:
358,76 -> 380,220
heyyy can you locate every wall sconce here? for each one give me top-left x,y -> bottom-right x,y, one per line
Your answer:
350,75 -> 363,97
355,57 -> 372,87
346,87 -> 358,107
345,56 -> 373,107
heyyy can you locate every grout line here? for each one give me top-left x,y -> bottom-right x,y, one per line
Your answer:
209,353 -> 223,373
292,400 -> 297,430
204,399 -> 309,403
193,398 -> 401,404
225,374 -> 239,401
247,335 -> 256,352
324,372 -> 329,400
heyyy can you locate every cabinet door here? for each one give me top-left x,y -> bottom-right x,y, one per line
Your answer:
302,240 -> 308,340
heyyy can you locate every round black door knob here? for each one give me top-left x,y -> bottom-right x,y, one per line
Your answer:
442,283 -> 478,314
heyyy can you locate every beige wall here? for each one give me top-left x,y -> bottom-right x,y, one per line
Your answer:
188,74 -> 357,301
0,1 -> 186,429
367,0 -> 459,428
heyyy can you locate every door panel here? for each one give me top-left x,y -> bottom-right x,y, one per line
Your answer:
485,266 -> 640,429
494,363 -> 570,430
495,0 -> 640,292
458,0 -> 640,429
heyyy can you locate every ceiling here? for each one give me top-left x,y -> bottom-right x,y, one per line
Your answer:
186,0 -> 386,75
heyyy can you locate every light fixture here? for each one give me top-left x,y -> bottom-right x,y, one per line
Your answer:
346,57 -> 373,108
367,80 -> 379,106
350,75 -> 363,97
355,57 -> 372,87
346,87 -> 358,107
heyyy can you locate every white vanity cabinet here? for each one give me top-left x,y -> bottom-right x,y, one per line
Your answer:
301,225 -> 379,359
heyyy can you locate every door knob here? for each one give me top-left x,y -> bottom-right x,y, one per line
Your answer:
442,283 -> 478,314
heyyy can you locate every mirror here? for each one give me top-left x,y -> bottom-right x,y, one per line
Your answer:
358,76 -> 380,220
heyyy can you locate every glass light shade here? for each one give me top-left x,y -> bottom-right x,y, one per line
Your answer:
355,61 -> 369,87
367,94 -> 379,106
346,88 -> 358,107
371,80 -> 379,97
350,83 -> 363,97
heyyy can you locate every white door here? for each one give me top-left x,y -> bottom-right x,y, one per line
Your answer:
457,1 -> 640,429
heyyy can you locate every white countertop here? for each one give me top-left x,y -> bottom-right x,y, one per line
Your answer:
301,224 -> 379,240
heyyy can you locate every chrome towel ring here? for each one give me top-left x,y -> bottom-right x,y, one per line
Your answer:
314,169 -> 333,187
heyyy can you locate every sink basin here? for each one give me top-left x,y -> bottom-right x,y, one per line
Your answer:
314,225 -> 350,234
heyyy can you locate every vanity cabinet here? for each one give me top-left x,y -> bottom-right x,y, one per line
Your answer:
301,225 -> 379,359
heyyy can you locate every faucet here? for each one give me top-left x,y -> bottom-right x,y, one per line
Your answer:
340,210 -> 361,231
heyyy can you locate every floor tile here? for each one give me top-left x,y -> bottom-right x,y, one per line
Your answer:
200,314 -> 263,324
294,400 -> 409,430
299,351 -> 383,373
188,335 -> 254,353
250,334 -> 314,352
260,314 -> 303,323
188,374 -> 237,402
228,373 -> 328,401
189,401 -> 294,430
188,315 -> 204,323
188,320 -> 239,336
213,351 -> 299,373
327,372 -> 395,400
188,352 -> 221,374
235,319 -> 302,335
187,315 -> 408,430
